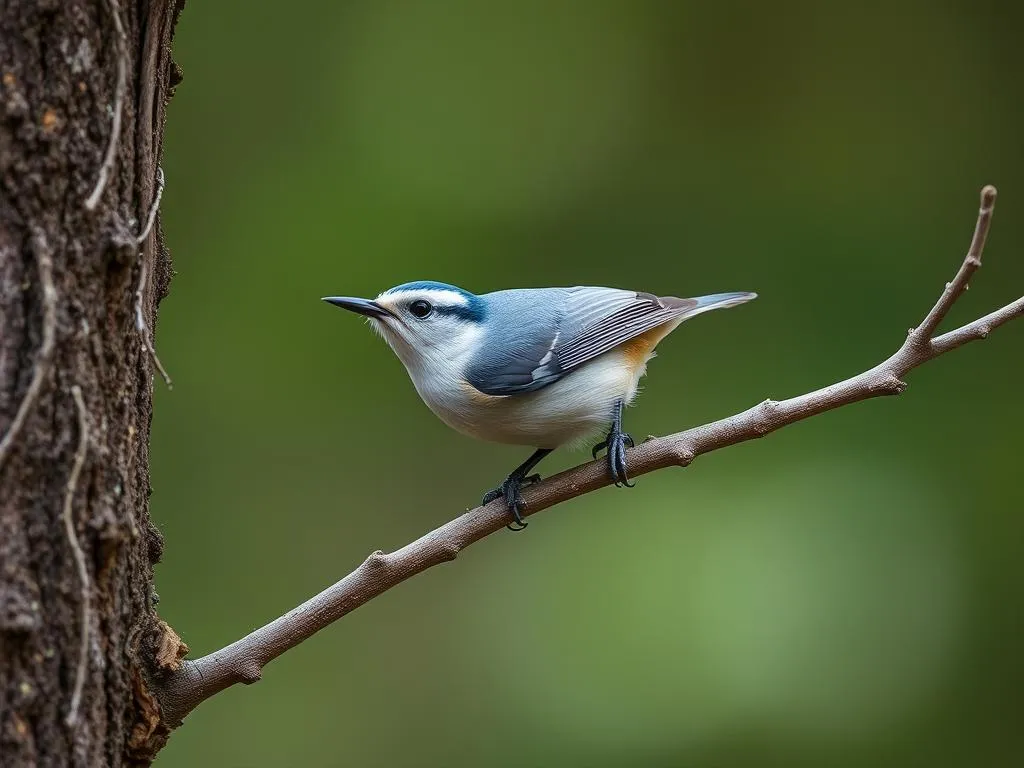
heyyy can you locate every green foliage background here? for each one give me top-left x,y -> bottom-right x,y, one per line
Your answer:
155,2 -> 1023,765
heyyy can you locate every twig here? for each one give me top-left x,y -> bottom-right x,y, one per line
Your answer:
84,0 -> 128,210
911,185 -> 997,343
135,257 -> 172,388
134,166 -> 172,387
64,386 -> 92,727
154,186 -> 1022,727
136,167 -> 165,245
0,233 -> 57,473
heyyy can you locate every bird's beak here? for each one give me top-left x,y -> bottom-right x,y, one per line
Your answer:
322,296 -> 391,319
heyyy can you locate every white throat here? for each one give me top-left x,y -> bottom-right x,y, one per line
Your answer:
372,318 -> 482,394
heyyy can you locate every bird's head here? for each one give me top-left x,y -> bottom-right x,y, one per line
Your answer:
323,281 -> 486,372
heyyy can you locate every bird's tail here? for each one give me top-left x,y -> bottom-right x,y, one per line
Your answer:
677,291 -> 758,320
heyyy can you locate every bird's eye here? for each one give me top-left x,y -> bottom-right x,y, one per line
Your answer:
409,299 -> 433,319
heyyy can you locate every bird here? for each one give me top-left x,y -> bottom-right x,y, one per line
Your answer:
323,281 -> 756,530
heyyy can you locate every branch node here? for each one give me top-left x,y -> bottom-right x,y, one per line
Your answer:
752,399 -> 779,435
363,550 -> 389,569
674,446 -> 696,466
238,663 -> 262,685
869,372 -> 907,395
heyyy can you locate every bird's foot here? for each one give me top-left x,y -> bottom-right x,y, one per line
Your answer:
482,473 -> 542,531
592,428 -> 635,488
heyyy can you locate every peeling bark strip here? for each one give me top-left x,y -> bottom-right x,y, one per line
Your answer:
0,1 -> 185,766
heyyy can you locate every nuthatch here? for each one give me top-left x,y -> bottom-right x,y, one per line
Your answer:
324,282 -> 756,530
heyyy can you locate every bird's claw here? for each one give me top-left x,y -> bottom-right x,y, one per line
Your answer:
482,473 -> 542,531
593,429 -> 635,488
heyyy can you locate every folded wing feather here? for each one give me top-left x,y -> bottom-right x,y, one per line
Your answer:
465,287 -> 723,396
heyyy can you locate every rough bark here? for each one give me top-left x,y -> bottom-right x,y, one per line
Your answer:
0,1 -> 184,765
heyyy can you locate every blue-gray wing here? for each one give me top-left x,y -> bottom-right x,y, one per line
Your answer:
465,287 -> 755,396
461,288 -> 578,395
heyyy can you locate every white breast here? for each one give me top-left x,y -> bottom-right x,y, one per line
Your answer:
411,347 -> 650,449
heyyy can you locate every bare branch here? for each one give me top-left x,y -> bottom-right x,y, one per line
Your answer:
155,187 -> 1022,727
64,386 -> 92,727
0,232 -> 57,473
84,0 -> 128,210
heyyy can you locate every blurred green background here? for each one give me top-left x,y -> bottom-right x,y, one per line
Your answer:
152,1 -> 1024,766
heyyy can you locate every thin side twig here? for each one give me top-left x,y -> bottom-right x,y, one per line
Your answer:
135,257 -> 172,388
911,185 -> 997,343
0,233 -> 57,473
84,0 -> 128,210
134,166 -> 172,387
136,166 -> 165,245
64,385 -> 92,727
154,186 -> 1023,727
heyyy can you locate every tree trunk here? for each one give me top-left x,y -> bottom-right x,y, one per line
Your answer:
1,1 -> 184,765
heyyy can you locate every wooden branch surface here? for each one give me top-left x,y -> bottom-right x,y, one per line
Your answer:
155,186 -> 1021,727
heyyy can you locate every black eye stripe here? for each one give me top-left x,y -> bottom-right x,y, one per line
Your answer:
402,300 -> 484,323
433,304 -> 483,322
